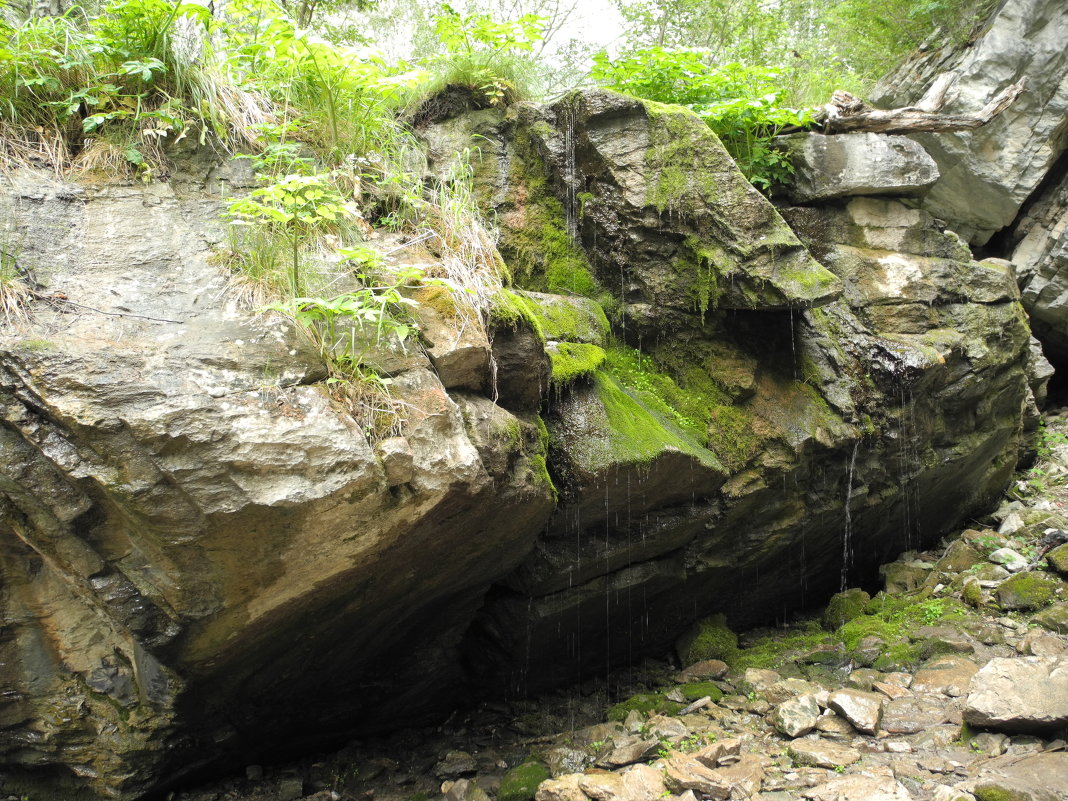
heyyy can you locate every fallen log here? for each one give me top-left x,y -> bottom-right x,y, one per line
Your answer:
782,78 -> 1027,136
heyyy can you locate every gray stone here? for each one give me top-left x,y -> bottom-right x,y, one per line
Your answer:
375,436 -> 415,486
989,548 -> 1029,572
1032,601 -> 1068,634
964,656 -> 1068,732
802,772 -> 911,801
787,738 -> 861,769
662,755 -> 731,800
536,774 -> 589,801
771,694 -> 822,738
437,751 -> 478,778
778,132 -> 939,203
911,656 -> 979,697
827,689 -> 884,734
969,751 -> 1068,801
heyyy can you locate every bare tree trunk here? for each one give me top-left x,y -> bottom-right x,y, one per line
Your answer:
32,0 -> 67,17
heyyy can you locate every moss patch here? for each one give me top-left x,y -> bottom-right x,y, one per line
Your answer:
606,692 -> 683,722
822,588 -> 871,631
679,614 -> 740,666
572,370 -> 724,474
498,762 -> 551,801
995,571 -> 1065,611
733,620 -> 832,670
677,681 -> 724,702
549,342 -> 606,384
836,595 -> 971,670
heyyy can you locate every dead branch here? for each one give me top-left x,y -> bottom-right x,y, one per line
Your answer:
812,78 -> 1026,135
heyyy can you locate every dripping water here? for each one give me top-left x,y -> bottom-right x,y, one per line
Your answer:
562,103 -> 578,241
840,439 -> 860,591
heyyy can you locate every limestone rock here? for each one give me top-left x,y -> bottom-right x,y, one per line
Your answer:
536,774 -> 589,801
963,656 -> 1068,731
911,656 -> 979,696
771,694 -> 822,738
881,694 -> 951,735
827,689 -> 884,734
989,548 -> 1029,572
662,756 -> 731,800
802,772 -> 911,801
787,738 -> 861,769
1032,601 -> 1068,633
873,0 -> 1068,245
995,571 -> 1068,610
675,660 -> 729,683
969,751 -> 1068,801
778,132 -> 939,203
578,764 -> 664,801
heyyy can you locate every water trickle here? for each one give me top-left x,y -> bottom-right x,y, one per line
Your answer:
840,439 -> 860,592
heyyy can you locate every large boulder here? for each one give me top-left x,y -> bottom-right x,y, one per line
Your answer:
963,656 -> 1068,732
872,0 -> 1068,245
0,169 -> 555,798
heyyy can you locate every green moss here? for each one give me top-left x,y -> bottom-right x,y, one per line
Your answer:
603,343 -> 762,472
642,101 -> 722,215
575,370 -> 723,473
962,579 -> 984,608
549,342 -> 606,384
530,414 -> 557,502
680,614 -> 740,666
672,235 -> 733,317
974,786 -> 1030,801
734,620 -> 832,670
822,588 -> 871,631
498,762 -> 551,801
415,285 -> 460,319
606,692 -> 682,721
836,595 -> 970,670
677,681 -> 724,702
996,572 -> 1063,611
501,124 -> 604,301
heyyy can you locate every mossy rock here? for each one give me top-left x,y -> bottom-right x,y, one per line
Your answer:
995,571 -> 1067,611
677,681 -> 724,703
1046,543 -> 1068,576
498,762 -> 551,801
677,614 -> 740,666
973,785 -> 1031,801
606,693 -> 682,722
548,342 -> 605,384
1031,601 -> 1068,633
822,588 -> 871,630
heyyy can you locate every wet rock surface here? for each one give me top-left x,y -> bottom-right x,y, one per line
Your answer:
160,409 -> 1068,801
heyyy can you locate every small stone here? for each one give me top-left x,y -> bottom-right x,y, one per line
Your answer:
645,715 -> 690,742
989,548 -> 1029,572
880,694 -> 949,734
827,689 -> 883,734
871,681 -> 910,700
815,712 -> 855,738
884,741 -> 912,754
788,738 -> 861,769
822,588 -> 871,630
969,732 -> 1009,757
546,747 -> 589,778
691,739 -> 741,769
929,786 -> 974,801
596,737 -> 660,768
623,709 -> 645,733
998,512 -> 1025,536
996,571 -> 1068,610
245,765 -> 264,781
1047,543 -> 1068,575
845,669 -> 881,692
801,772 -> 911,800
742,668 -> 781,695
772,694 -> 821,738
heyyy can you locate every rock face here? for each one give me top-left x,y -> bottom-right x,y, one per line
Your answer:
777,132 -> 940,203
0,88 -> 1036,798
0,169 -> 555,798
872,0 -> 1068,246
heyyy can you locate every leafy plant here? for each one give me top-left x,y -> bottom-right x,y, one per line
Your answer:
591,48 -> 813,191
414,3 -> 546,108
226,172 -> 356,295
